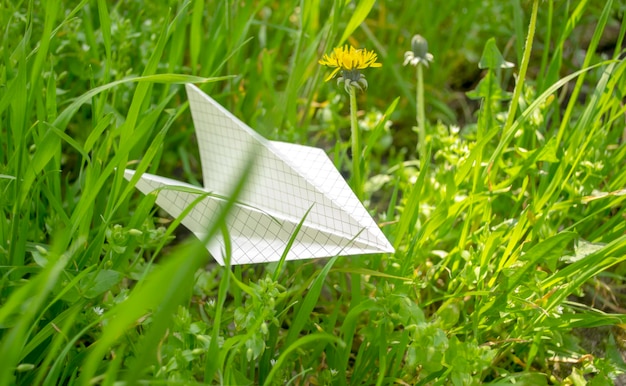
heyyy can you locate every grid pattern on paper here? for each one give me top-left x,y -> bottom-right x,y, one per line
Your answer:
269,141 -> 383,243
124,170 -> 222,235
125,170 -> 391,265
186,85 -> 394,259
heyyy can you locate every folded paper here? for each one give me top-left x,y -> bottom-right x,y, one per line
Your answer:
124,84 -> 394,265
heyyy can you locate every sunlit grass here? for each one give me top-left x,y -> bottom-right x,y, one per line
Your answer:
1,0 -> 625,385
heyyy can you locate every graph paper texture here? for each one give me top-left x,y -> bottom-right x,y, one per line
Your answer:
123,84 -> 394,265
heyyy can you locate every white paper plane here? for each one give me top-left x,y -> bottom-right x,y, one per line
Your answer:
124,84 -> 394,265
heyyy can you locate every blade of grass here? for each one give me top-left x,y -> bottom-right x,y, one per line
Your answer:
79,145 -> 260,385
262,333 -> 344,386
555,0 -> 613,147
337,0 -> 375,45
283,255 -> 339,347
271,206 -> 313,282
393,146 -> 430,249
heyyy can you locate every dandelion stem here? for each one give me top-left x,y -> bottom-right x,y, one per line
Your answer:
349,86 -> 363,310
349,86 -> 362,200
416,64 -> 426,161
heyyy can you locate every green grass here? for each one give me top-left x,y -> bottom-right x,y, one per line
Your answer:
1,0 -> 626,384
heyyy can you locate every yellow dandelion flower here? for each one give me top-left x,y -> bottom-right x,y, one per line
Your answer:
319,45 -> 382,92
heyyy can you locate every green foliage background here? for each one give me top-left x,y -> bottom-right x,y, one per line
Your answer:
1,0 -> 625,384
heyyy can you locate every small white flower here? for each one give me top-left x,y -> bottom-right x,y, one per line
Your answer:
93,306 -> 104,316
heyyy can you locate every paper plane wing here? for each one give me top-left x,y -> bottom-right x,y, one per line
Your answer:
123,84 -> 394,265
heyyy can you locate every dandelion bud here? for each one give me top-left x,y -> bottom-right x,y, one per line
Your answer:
404,34 -> 434,67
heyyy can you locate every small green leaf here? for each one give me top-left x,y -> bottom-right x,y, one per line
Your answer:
466,71 -> 512,101
479,37 -> 514,70
31,251 -> 48,268
535,137 -> 560,163
81,270 -> 123,299
509,232 -> 577,288
561,239 -> 606,264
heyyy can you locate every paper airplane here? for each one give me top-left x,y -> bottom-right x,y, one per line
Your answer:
124,84 -> 394,265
